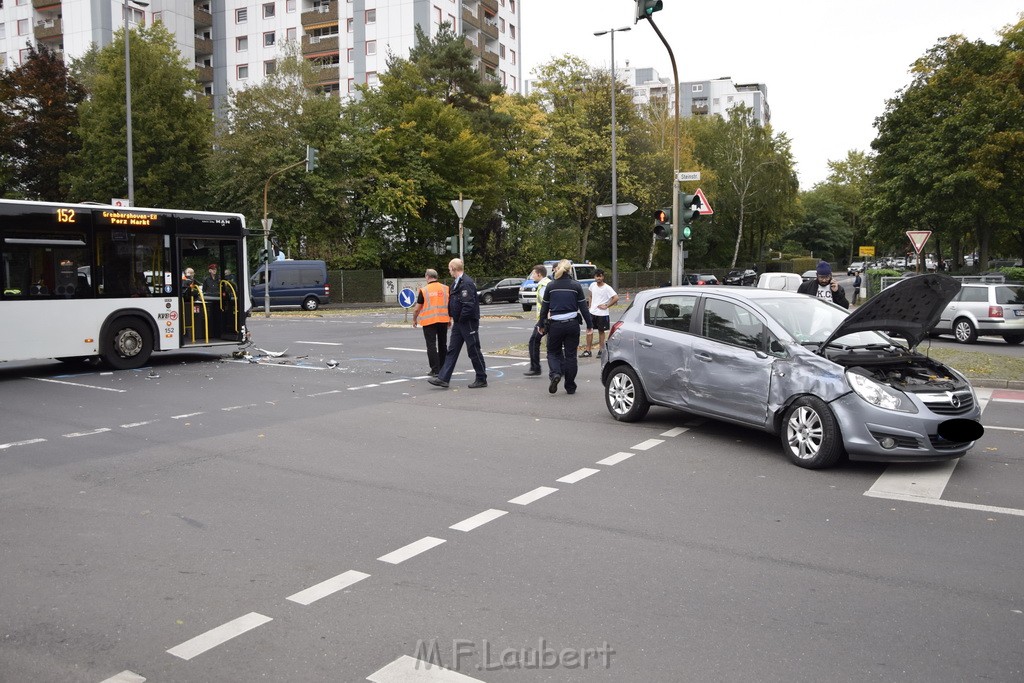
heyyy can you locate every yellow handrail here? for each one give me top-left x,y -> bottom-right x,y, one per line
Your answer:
185,284 -> 209,343
219,280 -> 239,332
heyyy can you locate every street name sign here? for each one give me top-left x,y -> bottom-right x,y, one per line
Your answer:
595,202 -> 639,218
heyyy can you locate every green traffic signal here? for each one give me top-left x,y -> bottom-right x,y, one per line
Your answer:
464,229 -> 474,253
635,0 -> 664,22
682,226 -> 692,240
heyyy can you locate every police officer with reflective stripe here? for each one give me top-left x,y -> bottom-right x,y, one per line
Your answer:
538,259 -> 592,395
428,258 -> 488,389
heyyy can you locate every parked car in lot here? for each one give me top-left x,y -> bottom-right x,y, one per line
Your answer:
724,269 -> 758,286
756,272 -> 802,292
847,262 -> 865,275
930,282 -> 1024,344
601,275 -> 984,469
476,277 -> 523,305
684,273 -> 719,285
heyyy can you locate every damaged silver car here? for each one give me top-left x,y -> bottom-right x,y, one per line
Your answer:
601,274 -> 985,469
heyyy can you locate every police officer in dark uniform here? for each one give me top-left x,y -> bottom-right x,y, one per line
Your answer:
428,258 -> 488,389
538,259 -> 593,395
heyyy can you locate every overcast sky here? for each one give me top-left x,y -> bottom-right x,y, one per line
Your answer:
518,1 -> 1022,189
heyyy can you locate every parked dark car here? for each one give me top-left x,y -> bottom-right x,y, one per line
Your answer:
601,275 -> 984,469
684,273 -> 719,285
724,269 -> 757,286
477,277 -> 523,304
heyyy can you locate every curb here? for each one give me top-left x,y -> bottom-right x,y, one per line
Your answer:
968,378 -> 1024,390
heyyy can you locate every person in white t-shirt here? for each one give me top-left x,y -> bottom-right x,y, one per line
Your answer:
581,269 -> 619,358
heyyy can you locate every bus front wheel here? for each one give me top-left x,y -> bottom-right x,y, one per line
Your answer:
103,317 -> 153,370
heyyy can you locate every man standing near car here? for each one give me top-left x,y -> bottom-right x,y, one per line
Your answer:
412,268 -> 449,377
581,268 -> 618,358
524,264 -> 550,376
539,259 -> 592,395
798,261 -> 849,309
428,259 -> 488,389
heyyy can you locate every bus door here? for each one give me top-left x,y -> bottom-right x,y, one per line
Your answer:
179,237 -> 245,345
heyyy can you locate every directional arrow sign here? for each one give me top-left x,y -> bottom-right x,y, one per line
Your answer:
906,230 -> 931,254
595,202 -> 638,218
695,188 -> 714,215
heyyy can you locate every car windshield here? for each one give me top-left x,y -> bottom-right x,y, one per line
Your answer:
574,265 -> 597,280
995,285 -> 1024,305
757,296 -> 893,347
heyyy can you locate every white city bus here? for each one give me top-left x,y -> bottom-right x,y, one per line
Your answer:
0,199 -> 251,368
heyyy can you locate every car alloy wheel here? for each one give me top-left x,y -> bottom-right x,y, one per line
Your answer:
953,318 -> 977,343
781,396 -> 843,469
604,366 -> 650,422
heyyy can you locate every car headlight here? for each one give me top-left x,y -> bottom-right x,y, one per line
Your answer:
846,371 -> 918,413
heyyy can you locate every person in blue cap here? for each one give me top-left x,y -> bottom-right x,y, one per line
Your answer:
798,261 -> 849,309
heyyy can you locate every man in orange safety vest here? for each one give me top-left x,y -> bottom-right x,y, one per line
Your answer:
412,268 -> 451,376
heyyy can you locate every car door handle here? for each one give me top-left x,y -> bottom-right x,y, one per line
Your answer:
639,339 -> 654,348
695,352 -> 713,362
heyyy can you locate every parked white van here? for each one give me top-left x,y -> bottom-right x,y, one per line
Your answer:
756,272 -> 803,292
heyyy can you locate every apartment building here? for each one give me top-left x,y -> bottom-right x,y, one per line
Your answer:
1,0 -> 522,110
620,66 -> 771,126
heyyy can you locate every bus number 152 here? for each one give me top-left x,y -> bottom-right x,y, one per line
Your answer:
57,208 -> 76,223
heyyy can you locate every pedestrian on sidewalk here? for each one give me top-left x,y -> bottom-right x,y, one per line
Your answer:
428,258 -> 488,389
852,270 -> 862,305
538,259 -> 592,395
411,268 -> 450,376
581,268 -> 618,358
524,264 -> 551,376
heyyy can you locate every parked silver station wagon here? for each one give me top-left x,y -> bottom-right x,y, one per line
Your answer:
601,275 -> 985,469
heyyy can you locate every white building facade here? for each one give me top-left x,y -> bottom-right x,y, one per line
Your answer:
1,0 -> 522,110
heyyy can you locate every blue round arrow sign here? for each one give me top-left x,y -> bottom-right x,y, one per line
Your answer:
398,287 -> 417,309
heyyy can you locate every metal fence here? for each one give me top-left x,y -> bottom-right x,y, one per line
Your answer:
327,270 -> 384,303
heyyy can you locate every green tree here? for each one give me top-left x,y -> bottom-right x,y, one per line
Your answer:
690,106 -> 798,267
66,23 -> 211,207
207,48 -> 346,263
0,45 -> 85,200
869,18 -> 1024,269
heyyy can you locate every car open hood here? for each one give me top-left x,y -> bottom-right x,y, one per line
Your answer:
819,273 -> 961,349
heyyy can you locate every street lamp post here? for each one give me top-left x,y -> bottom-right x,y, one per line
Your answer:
594,26 -> 630,292
124,0 -> 149,206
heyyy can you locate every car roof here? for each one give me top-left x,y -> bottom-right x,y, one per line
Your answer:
635,285 -> 805,302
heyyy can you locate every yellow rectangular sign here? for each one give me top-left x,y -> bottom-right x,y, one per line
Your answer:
859,245 -> 876,257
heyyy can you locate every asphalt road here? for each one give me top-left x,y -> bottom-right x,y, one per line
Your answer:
1,309 -> 1022,682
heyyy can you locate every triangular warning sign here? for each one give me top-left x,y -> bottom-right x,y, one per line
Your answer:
906,230 -> 931,254
695,188 -> 714,215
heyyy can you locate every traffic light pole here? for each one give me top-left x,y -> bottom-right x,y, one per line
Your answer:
262,158 -> 306,318
646,16 -> 681,285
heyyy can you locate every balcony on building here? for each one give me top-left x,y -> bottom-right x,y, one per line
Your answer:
302,34 -> 339,55
302,3 -> 338,27
194,36 -> 214,55
32,0 -> 60,9
33,18 -> 63,40
315,64 -> 340,83
481,15 -> 498,40
479,0 -> 498,13
195,64 -> 213,82
481,48 -> 498,68
194,7 -> 213,29
691,100 -> 710,116
461,5 -> 480,30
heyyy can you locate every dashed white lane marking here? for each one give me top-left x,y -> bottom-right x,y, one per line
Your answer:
295,340 -> 344,345
597,452 -> 634,466
450,509 -> 508,532
0,438 -> 46,450
166,612 -> 272,661
661,427 -> 689,437
380,379 -> 409,385
171,412 -> 204,420
227,359 -> 322,370
349,384 -> 380,391
63,428 -> 112,438
378,537 -> 446,565
557,467 -> 600,484
630,439 -> 664,451
368,655 -> 485,682
385,347 -> 521,360
308,389 -> 343,397
100,670 -> 146,683
120,420 -> 156,428
30,377 -> 126,393
287,570 -> 371,606
986,425 -> 1024,433
222,404 -> 257,411
867,460 -> 958,500
863,491 -> 1024,517
508,486 -> 558,505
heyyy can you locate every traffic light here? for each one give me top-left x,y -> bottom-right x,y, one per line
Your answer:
305,145 -> 319,172
464,229 -> 474,254
635,0 -> 663,22
445,235 -> 458,253
653,208 -> 671,240
680,193 -> 703,225
258,248 -> 269,264
681,225 -> 692,241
